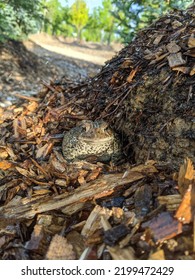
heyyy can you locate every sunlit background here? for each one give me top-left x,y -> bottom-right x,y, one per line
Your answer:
0,0 -> 194,44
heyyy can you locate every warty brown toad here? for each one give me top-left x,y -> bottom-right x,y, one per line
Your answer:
62,120 -> 122,163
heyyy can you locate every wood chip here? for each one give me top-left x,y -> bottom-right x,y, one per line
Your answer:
36,142 -> 54,159
81,205 -> 112,238
107,245 -> 135,260
142,212 -> 183,243
188,37 -> 195,48
175,184 -> 193,224
172,66 -> 190,74
167,52 -> 186,68
153,35 -> 164,45
178,157 -> 194,196
126,66 -> 139,83
190,65 -> 195,76
166,41 -> 181,53
0,160 -> 13,170
149,249 -> 165,260
158,194 -> 182,211
171,20 -> 183,29
184,48 -> 195,57
46,234 -> 76,260
120,60 -> 133,68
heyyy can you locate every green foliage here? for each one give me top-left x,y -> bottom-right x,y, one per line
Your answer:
111,0 -> 145,43
111,0 -> 194,43
83,8 -> 102,42
42,0 -> 65,35
0,0 -> 43,41
69,0 -> 89,41
98,0 -> 116,45
140,0 -> 194,27
1,0 -> 193,44
83,0 -> 117,44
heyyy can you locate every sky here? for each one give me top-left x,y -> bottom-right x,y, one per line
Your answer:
60,0 -> 103,11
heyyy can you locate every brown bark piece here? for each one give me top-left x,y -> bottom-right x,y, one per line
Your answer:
167,52 -> 186,68
178,158 -> 194,196
142,212 -> 183,243
0,171 -> 144,220
188,37 -> 195,48
175,185 -> 192,224
81,205 -> 112,238
153,35 -> 164,45
190,65 -> 195,76
172,66 -> 190,74
166,41 -> 181,53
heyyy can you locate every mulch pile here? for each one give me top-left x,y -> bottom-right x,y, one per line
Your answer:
0,7 -> 195,260
76,6 -> 195,168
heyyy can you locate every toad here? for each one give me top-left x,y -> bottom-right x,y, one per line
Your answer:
62,120 -> 122,163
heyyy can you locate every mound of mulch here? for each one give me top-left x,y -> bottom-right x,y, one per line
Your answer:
73,6 -> 195,168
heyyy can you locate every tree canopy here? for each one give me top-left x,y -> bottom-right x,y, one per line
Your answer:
111,0 -> 194,42
69,0 -> 89,41
0,0 -> 194,43
0,0 -> 43,40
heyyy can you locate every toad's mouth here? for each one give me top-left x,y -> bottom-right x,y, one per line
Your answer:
78,135 -> 114,143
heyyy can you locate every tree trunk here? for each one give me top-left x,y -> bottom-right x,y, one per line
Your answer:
107,31 -> 112,46
77,27 -> 82,42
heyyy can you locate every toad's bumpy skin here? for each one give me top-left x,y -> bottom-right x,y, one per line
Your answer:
62,120 -> 122,163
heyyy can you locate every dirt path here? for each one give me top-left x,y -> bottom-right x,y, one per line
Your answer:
28,42 -> 107,65
28,33 -> 121,66
0,34 -> 121,106
23,33 -> 121,80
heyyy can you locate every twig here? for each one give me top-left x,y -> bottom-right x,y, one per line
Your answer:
41,80 -> 56,92
10,92 -> 40,102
